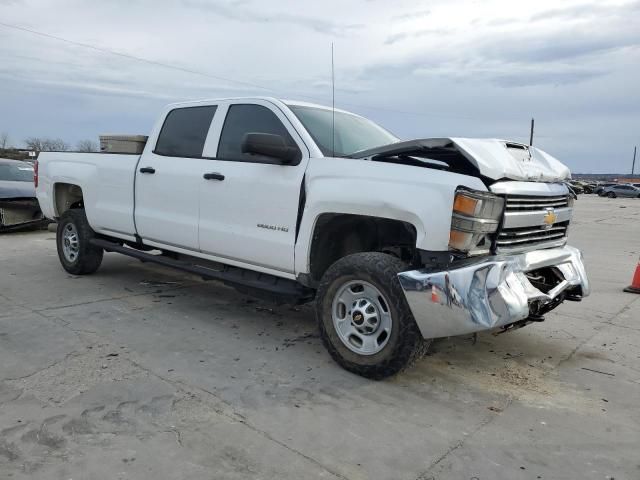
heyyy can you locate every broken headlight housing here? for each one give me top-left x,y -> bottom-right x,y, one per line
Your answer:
449,188 -> 504,256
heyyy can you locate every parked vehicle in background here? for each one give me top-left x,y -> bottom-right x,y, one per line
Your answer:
601,184 -> 640,198
596,182 -> 617,195
570,180 -> 597,193
577,181 -> 594,193
568,180 -> 584,194
35,97 -> 590,378
0,158 -> 47,231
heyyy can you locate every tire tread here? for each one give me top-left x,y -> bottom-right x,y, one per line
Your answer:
316,252 -> 429,379
56,209 -> 103,275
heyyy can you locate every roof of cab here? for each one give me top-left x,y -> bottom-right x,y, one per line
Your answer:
164,96 -> 356,115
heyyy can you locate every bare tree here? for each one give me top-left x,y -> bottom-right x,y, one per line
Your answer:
76,139 -> 98,152
24,137 -> 70,152
0,132 -> 9,150
45,138 -> 70,151
24,137 -> 45,152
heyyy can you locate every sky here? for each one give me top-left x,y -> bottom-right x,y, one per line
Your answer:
0,0 -> 639,173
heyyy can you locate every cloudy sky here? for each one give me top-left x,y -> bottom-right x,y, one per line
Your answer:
1,0 -> 638,172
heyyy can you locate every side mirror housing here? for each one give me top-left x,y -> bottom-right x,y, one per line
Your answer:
241,133 -> 301,165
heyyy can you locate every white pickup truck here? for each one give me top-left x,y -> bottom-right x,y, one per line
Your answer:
36,97 -> 589,378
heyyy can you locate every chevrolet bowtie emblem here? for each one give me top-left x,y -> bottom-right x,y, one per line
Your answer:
543,208 -> 557,227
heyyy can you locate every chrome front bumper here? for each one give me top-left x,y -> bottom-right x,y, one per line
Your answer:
397,245 -> 589,339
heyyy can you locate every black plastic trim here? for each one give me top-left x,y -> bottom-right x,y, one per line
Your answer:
294,174 -> 306,242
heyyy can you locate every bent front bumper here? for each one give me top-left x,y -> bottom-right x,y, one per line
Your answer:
397,245 -> 589,339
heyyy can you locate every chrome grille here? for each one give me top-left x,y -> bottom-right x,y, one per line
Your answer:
496,192 -> 571,252
497,221 -> 569,249
505,194 -> 569,212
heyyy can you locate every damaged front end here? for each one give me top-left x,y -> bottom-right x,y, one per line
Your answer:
0,197 -> 47,232
397,180 -> 588,339
397,246 -> 589,339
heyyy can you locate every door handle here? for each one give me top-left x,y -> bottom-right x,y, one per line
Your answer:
139,167 -> 156,174
203,172 -> 225,181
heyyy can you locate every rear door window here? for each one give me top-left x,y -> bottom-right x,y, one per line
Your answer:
155,106 -> 217,158
217,104 -> 300,163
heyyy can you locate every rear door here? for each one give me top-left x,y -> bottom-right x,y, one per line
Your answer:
613,185 -> 627,197
134,105 -> 217,250
198,100 -> 309,274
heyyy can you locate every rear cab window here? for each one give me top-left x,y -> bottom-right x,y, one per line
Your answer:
155,106 -> 217,158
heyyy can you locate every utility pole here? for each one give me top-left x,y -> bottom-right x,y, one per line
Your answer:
632,146 -> 637,176
529,118 -> 535,146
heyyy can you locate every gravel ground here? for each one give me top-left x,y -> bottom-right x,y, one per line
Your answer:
1,195 -> 639,480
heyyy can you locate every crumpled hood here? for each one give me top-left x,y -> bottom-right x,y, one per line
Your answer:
0,180 -> 36,199
450,138 -> 571,182
351,137 -> 571,182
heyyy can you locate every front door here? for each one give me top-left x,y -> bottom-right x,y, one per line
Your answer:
135,105 -> 217,250
198,101 -> 309,274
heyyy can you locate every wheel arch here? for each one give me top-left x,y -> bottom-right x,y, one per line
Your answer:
53,182 -> 84,218
304,213 -> 419,285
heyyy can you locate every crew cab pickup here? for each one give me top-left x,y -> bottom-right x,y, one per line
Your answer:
35,97 -> 589,378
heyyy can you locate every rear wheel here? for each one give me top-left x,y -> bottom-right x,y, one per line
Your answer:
56,209 -> 103,274
316,252 -> 429,379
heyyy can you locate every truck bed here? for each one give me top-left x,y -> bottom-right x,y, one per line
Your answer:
36,152 -> 140,239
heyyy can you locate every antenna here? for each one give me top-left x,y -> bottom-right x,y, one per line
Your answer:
331,42 -> 335,157
529,117 -> 535,146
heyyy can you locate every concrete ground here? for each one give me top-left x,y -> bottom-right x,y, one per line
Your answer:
1,195 -> 639,480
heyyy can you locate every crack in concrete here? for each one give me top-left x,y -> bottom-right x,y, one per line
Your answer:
0,387 -> 23,407
2,349 -> 87,382
557,296 -> 640,369
413,297 -> 640,478
125,358 -> 351,480
415,396 -> 514,479
163,428 -> 183,447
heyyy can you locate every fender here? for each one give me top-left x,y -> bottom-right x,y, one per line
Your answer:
293,157 -> 487,275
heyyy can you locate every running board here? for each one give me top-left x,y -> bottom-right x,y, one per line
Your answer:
90,238 -> 314,304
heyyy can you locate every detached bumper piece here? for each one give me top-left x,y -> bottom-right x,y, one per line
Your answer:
0,198 -> 46,232
398,245 -> 589,339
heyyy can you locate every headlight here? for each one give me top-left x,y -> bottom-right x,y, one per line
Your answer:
567,193 -> 575,208
449,188 -> 504,255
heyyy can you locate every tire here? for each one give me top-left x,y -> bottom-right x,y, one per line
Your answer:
316,252 -> 429,379
56,209 -> 103,275
607,192 -> 616,198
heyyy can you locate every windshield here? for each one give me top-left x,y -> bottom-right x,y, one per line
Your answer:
0,163 -> 34,182
288,105 -> 398,157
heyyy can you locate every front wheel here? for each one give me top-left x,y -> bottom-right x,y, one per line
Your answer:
316,252 -> 429,379
608,192 -> 616,198
56,209 -> 103,275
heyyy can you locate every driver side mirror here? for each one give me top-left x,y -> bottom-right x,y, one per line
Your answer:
241,133 -> 301,165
